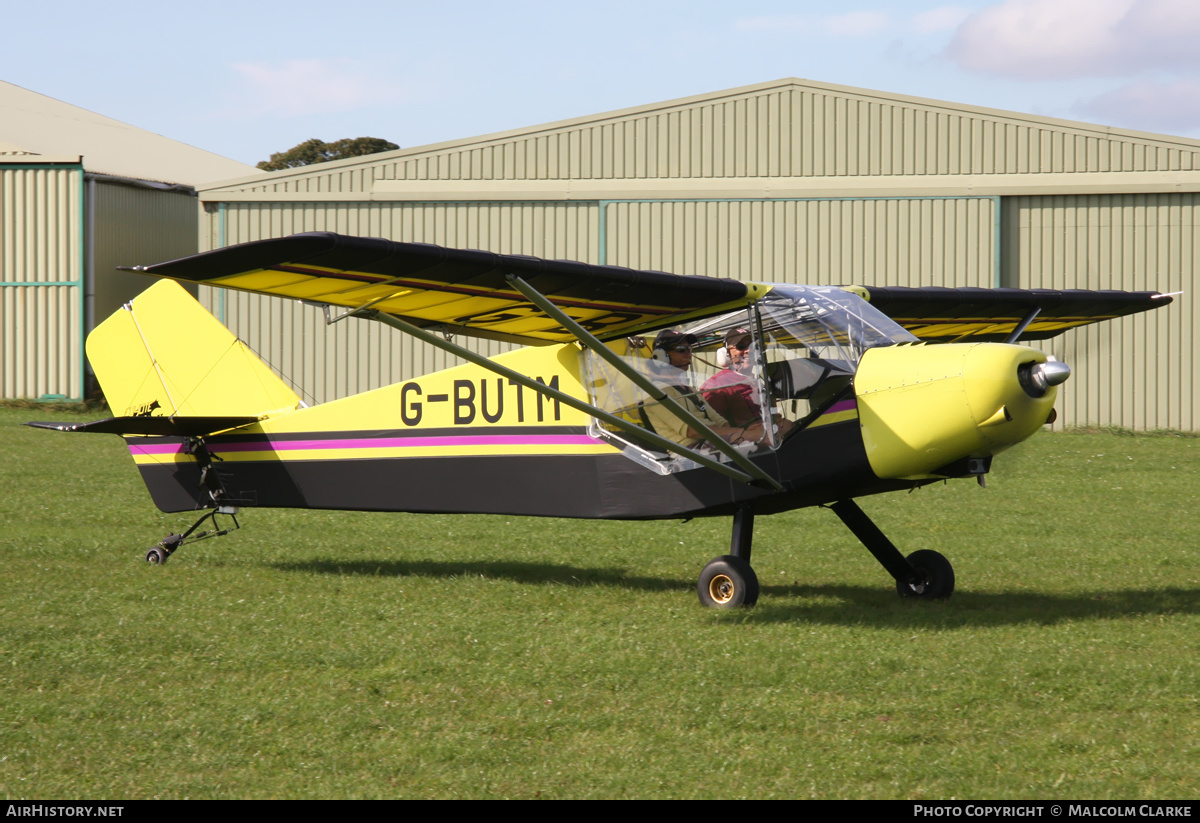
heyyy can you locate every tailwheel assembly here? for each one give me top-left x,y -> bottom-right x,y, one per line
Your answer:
144,506 -> 240,564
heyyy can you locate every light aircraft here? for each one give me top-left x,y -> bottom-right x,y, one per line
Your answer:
31,232 -> 1173,607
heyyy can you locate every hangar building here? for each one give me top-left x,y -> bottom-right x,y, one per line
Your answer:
0,81 -> 256,401
193,80 -> 1200,429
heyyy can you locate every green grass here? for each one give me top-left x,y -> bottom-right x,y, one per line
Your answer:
1,406 -> 1197,798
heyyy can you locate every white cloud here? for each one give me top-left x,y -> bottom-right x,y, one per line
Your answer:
946,0 -> 1200,80
227,59 -> 417,118
1077,79 -> 1200,134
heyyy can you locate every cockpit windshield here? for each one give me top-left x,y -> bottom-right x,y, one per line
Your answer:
755,285 -> 918,363
582,285 -> 916,474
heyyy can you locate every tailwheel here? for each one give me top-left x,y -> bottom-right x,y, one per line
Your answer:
896,549 -> 955,600
145,533 -> 182,565
697,555 -> 759,609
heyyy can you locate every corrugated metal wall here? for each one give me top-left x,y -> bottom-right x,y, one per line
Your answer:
0,171 -> 201,401
605,198 -> 994,286
1004,194 -> 1196,430
0,165 -> 82,399
91,181 -> 199,325
229,83 -> 1200,193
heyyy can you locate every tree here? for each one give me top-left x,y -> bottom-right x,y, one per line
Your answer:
256,137 -> 400,171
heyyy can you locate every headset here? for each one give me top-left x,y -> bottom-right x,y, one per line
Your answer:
651,331 -> 695,364
716,341 -> 755,369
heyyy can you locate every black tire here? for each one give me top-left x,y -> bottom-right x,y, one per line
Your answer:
896,549 -> 954,600
697,555 -> 760,608
145,547 -> 168,565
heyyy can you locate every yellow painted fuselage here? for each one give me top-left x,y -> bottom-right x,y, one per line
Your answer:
100,280 -> 1059,519
855,342 -> 1058,479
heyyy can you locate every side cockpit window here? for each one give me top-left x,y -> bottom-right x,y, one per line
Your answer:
581,315 -> 773,474
582,286 -> 915,474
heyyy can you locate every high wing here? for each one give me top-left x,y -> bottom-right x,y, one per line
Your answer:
852,285 -> 1173,343
125,232 -> 760,344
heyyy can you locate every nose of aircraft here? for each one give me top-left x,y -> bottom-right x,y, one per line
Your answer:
854,342 -> 1067,480
1018,359 -> 1072,396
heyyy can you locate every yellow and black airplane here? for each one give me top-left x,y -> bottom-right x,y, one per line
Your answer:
31,232 -> 1173,607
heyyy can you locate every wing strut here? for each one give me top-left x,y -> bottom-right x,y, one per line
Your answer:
506,275 -> 783,491
1003,307 -> 1041,344
353,309 -> 762,486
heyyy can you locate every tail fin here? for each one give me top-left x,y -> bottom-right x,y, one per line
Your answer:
88,280 -> 301,423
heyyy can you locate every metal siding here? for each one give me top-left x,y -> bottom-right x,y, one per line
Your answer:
203,83 -> 1200,195
0,166 -> 81,399
91,182 -> 198,324
0,283 -> 81,398
1004,194 -> 1195,430
604,198 -> 994,287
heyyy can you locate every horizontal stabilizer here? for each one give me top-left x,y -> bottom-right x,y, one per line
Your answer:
27,416 -> 259,436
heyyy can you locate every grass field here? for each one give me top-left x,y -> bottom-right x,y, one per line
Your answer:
1,405 -> 1197,799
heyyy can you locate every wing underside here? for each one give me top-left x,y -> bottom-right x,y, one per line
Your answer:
128,233 -> 755,344
854,286 -> 1173,342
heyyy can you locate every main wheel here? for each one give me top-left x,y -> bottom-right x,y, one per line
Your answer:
697,555 -> 760,608
145,546 -> 169,565
896,549 -> 954,600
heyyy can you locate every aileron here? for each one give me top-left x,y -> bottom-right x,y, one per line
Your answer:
857,285 -> 1172,342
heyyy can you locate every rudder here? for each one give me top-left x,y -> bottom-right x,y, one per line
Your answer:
88,280 -> 301,419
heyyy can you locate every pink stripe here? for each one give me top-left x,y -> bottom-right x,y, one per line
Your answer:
826,399 -> 858,414
129,434 -> 596,457
217,435 -> 596,451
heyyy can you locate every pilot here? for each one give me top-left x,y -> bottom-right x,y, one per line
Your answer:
642,329 -> 765,450
701,328 -> 794,438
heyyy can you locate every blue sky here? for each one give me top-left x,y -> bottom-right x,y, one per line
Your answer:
5,0 -> 1200,168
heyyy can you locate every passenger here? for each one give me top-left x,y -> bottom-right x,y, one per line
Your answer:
701,328 -> 794,438
642,329 -> 765,450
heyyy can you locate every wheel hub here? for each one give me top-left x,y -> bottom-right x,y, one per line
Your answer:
709,573 -> 736,604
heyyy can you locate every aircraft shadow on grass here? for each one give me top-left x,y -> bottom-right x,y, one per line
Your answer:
270,558 -> 685,594
271,558 -> 1200,628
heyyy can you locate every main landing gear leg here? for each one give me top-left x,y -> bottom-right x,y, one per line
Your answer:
697,503 -> 760,608
828,499 -> 955,599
